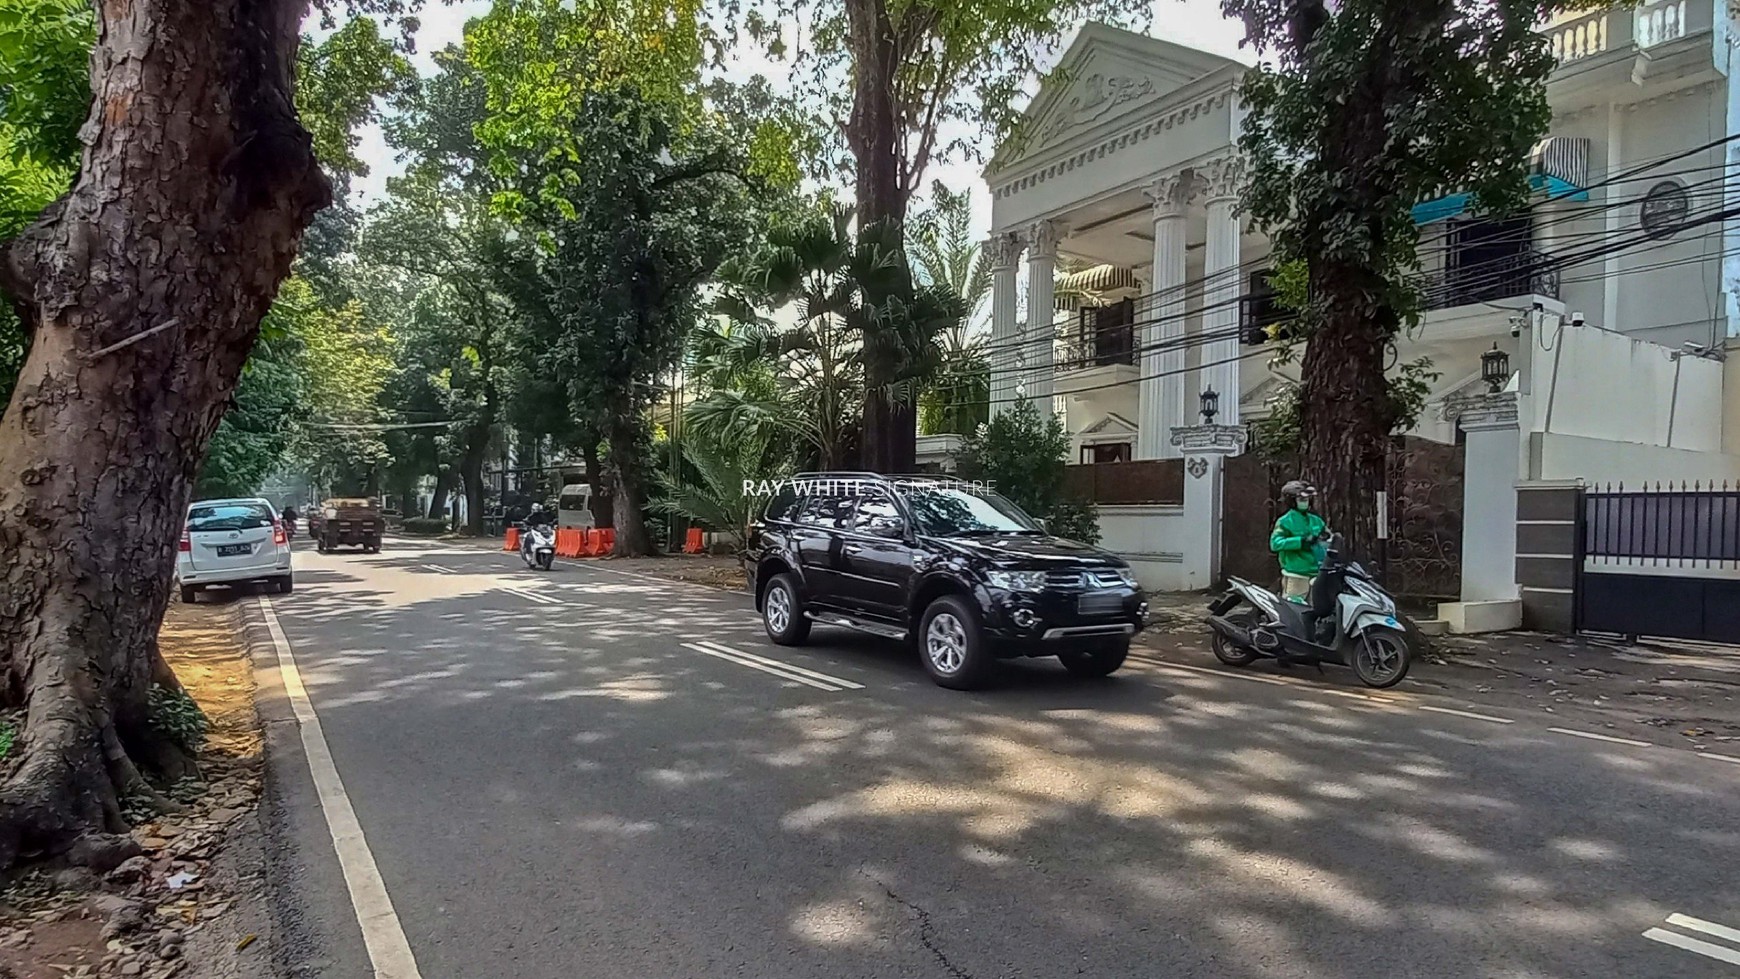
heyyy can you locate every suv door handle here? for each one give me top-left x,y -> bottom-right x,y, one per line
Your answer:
842,543 -> 862,554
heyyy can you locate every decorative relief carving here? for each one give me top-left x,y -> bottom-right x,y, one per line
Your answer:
1024,220 -> 1061,259
1039,73 -> 1158,144
1199,154 -> 1247,202
1144,172 -> 1199,219
983,233 -> 1023,271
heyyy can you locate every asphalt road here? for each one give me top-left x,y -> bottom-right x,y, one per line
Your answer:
252,538 -> 1740,979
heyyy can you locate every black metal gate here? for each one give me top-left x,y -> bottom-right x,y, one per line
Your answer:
1577,482 -> 1740,643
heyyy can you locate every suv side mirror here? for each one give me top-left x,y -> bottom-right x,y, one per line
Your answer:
1035,518 -> 1049,534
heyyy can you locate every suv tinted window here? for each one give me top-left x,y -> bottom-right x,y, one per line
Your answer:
850,492 -> 902,533
763,485 -> 802,523
188,503 -> 273,532
796,494 -> 856,529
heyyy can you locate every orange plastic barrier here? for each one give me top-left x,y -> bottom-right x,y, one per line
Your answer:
599,528 -> 616,555
504,527 -> 520,552
683,527 -> 705,554
561,529 -> 582,558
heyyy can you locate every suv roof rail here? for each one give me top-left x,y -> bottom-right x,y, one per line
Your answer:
789,471 -> 887,481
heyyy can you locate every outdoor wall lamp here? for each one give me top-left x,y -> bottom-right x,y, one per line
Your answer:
1481,343 -> 1511,394
1199,386 -> 1220,424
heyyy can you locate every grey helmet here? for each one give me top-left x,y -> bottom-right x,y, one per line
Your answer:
1281,480 -> 1316,506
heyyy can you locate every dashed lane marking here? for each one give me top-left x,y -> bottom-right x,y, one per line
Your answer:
1418,705 -> 1515,725
418,564 -> 456,575
1704,753 -> 1740,766
697,639 -> 865,690
259,597 -> 423,979
1547,727 -> 1652,748
680,641 -> 857,692
503,585 -> 561,606
1644,913 -> 1740,967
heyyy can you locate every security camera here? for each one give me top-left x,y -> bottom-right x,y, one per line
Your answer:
1570,312 -> 1586,328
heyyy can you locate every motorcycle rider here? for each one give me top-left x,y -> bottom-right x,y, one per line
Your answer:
525,501 -> 556,530
1270,480 -> 1328,605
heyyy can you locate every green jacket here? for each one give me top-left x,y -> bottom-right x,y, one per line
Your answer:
1270,508 -> 1328,577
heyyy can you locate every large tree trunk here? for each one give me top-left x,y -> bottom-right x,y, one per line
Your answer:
580,438 -> 613,529
605,419 -> 655,556
1297,268 -> 1394,562
845,0 -> 915,474
0,0 -> 327,868
459,435 -> 488,537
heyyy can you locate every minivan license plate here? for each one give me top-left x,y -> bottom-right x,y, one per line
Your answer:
216,544 -> 252,557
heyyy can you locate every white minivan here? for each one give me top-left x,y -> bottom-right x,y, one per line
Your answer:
557,483 -> 597,530
176,497 -> 293,602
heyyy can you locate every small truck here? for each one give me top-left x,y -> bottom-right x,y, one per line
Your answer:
309,498 -> 384,554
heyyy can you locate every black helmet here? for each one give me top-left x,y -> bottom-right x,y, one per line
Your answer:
1281,480 -> 1316,504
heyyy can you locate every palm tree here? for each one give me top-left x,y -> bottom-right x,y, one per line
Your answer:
910,183 -> 991,435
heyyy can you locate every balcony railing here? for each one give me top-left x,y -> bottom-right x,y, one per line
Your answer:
1057,328 -> 1137,372
1419,247 -> 1559,310
1549,0 -> 1703,66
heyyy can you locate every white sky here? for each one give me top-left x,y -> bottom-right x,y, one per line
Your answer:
337,0 -> 1250,241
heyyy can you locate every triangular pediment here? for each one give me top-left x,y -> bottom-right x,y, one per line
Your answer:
1077,411 -> 1139,437
998,24 -> 1241,167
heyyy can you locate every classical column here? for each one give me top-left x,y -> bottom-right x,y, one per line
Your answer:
1023,220 -> 1059,412
1170,422 -> 1248,590
1139,173 -> 1193,460
986,232 -> 1022,419
1200,155 -> 1246,427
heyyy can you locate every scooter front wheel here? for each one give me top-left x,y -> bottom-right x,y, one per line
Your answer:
1212,608 -> 1262,667
536,550 -> 554,571
1353,628 -> 1411,688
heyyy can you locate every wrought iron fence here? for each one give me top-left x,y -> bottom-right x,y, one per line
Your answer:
1056,327 -> 1137,371
1583,481 -> 1740,565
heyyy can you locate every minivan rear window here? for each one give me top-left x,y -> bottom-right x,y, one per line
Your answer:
188,503 -> 273,532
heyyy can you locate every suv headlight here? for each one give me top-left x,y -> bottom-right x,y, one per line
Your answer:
986,570 -> 1048,591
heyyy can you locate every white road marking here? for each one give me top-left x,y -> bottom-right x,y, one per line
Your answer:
504,586 -> 561,606
1128,655 -> 1296,688
1702,753 -> 1740,766
695,640 -> 865,690
1644,912 -> 1740,967
1667,913 -> 1740,946
419,564 -> 455,575
259,597 -> 423,979
680,642 -> 843,691
1547,727 -> 1651,747
1418,705 -> 1515,725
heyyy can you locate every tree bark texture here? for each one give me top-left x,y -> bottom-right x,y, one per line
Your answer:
845,0 -> 915,475
580,439 -> 613,529
605,418 -> 654,556
0,0 -> 328,868
427,467 -> 453,522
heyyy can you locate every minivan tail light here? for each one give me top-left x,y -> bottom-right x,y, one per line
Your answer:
272,518 -> 287,546
178,529 -> 191,553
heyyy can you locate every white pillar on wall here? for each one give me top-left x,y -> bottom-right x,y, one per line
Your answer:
1140,173 -> 1194,460
1449,392 -> 1523,603
1201,156 -> 1246,427
987,233 -> 1022,419
1170,423 -> 1248,589
1023,221 -> 1059,411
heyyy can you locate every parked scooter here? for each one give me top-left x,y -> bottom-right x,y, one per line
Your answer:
1205,534 -> 1413,688
519,520 -> 557,572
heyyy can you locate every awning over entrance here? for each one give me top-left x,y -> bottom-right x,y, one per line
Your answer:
1411,137 -> 1592,225
1054,264 -> 1138,311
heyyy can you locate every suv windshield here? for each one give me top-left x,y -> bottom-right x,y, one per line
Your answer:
188,503 -> 273,532
900,485 -> 1041,536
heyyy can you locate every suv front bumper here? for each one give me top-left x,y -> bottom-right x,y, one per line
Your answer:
981,586 -> 1148,656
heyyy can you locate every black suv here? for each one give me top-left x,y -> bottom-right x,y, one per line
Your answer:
746,473 -> 1148,689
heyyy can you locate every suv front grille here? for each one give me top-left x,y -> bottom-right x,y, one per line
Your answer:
1045,571 -> 1085,589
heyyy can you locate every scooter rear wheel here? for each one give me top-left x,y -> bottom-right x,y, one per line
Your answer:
1353,628 -> 1411,688
1212,608 -> 1262,666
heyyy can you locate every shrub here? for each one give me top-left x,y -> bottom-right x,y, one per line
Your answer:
148,684 -> 207,754
402,517 -> 448,536
957,398 -> 1100,545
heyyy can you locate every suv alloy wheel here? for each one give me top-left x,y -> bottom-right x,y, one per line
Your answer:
762,573 -> 812,645
919,595 -> 992,690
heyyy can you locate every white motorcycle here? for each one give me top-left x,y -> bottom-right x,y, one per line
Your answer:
1205,534 -> 1413,688
519,521 -> 556,572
